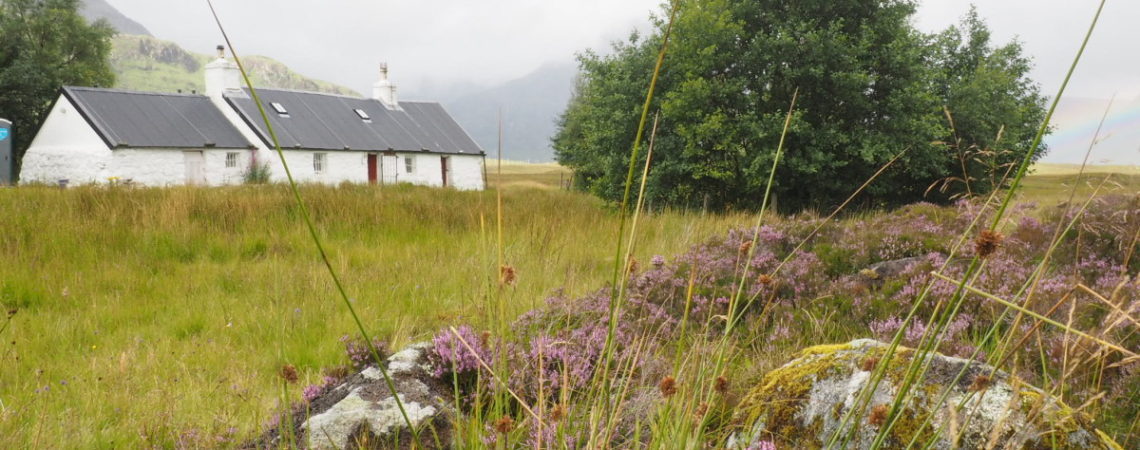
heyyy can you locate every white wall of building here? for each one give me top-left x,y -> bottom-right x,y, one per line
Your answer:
20,95 -> 112,185
23,93 -> 486,189
448,154 -> 486,190
107,148 -> 253,186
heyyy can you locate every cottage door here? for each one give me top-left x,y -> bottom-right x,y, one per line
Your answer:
440,156 -> 450,187
183,151 -> 206,186
381,154 -> 398,184
367,154 -> 378,184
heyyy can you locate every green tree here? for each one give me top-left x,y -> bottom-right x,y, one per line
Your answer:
554,0 -> 1047,211
0,0 -> 116,177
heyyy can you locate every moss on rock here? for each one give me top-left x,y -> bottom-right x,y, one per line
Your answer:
729,339 -> 1121,449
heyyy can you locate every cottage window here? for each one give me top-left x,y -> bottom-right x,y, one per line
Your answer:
404,156 -> 415,174
314,153 -> 327,174
225,152 -> 239,168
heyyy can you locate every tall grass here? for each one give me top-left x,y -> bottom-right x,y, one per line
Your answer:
0,185 -> 754,447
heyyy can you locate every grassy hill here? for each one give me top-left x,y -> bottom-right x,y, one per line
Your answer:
110,35 -> 359,96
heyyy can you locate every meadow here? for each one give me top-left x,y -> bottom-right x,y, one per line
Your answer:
0,163 -> 1136,448
0,180 -> 753,447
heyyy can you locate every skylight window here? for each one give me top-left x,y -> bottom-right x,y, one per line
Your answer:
354,109 -> 371,120
271,102 -> 288,115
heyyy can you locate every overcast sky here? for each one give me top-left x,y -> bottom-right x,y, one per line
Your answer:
105,0 -> 1140,163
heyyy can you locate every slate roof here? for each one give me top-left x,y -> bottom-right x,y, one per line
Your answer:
224,88 -> 484,155
61,86 -> 253,149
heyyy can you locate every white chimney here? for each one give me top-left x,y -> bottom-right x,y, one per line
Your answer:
204,45 -> 241,98
372,63 -> 398,108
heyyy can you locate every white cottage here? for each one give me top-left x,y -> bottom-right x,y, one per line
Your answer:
21,48 -> 486,189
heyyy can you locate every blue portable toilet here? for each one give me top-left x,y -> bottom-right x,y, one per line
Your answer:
0,118 -> 12,185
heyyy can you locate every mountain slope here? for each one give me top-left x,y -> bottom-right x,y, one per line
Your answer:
442,62 -> 577,162
79,0 -> 151,36
110,35 -> 359,96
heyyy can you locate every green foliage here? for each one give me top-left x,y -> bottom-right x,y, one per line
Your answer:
554,0 -> 1048,212
0,0 -> 116,176
243,161 -> 272,184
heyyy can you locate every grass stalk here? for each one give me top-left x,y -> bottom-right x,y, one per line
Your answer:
204,1 -> 420,444
596,0 -> 680,427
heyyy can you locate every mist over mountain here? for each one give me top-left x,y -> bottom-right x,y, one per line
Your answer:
79,0 -> 151,36
437,63 -> 577,162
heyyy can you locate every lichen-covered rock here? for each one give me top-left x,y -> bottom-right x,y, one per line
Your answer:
729,339 -> 1122,449
249,342 -> 453,449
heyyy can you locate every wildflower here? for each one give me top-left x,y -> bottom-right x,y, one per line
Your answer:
627,258 -> 639,275
968,374 -> 992,392
500,265 -> 518,286
974,230 -> 1004,258
659,376 -> 678,397
714,376 -> 729,394
549,404 -> 567,422
494,416 -> 515,434
757,274 -> 774,286
869,404 -> 890,426
480,330 -> 492,348
748,441 -> 777,450
651,255 -> 665,268
739,240 -> 753,255
279,364 -> 299,384
302,384 -> 322,402
861,357 -> 880,372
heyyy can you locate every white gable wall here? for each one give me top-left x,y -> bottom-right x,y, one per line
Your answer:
448,155 -> 486,190
20,95 -> 112,185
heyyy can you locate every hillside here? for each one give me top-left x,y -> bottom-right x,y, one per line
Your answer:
109,35 -> 360,96
79,0 -> 151,36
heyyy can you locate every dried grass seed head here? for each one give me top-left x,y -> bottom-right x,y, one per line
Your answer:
869,404 -> 890,427
493,415 -> 515,434
714,376 -> 729,394
975,229 -> 1004,258
279,364 -> 299,384
659,376 -> 678,397
499,265 -> 518,286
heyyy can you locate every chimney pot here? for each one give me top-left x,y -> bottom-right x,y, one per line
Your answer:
216,45 -> 225,59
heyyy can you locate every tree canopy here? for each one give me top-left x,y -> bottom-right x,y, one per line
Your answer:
553,1 -> 1047,212
0,0 -> 116,177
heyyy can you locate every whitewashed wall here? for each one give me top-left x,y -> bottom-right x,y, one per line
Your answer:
107,148 -> 252,186
20,96 -> 112,185
449,155 -> 486,190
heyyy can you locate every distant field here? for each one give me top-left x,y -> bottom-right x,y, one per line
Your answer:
1020,163 -> 1140,206
485,160 -> 574,190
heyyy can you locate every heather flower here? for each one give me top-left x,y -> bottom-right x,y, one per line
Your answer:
651,254 -> 666,268
342,336 -> 389,370
302,384 -> 323,403
747,440 -> 777,450
430,325 -> 491,378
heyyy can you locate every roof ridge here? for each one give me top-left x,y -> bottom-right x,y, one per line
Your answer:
64,85 -> 208,98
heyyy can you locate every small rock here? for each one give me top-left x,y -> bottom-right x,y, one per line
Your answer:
248,342 -> 452,449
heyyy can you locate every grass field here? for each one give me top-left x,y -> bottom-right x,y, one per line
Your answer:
0,163 -> 1136,447
0,181 -> 751,447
